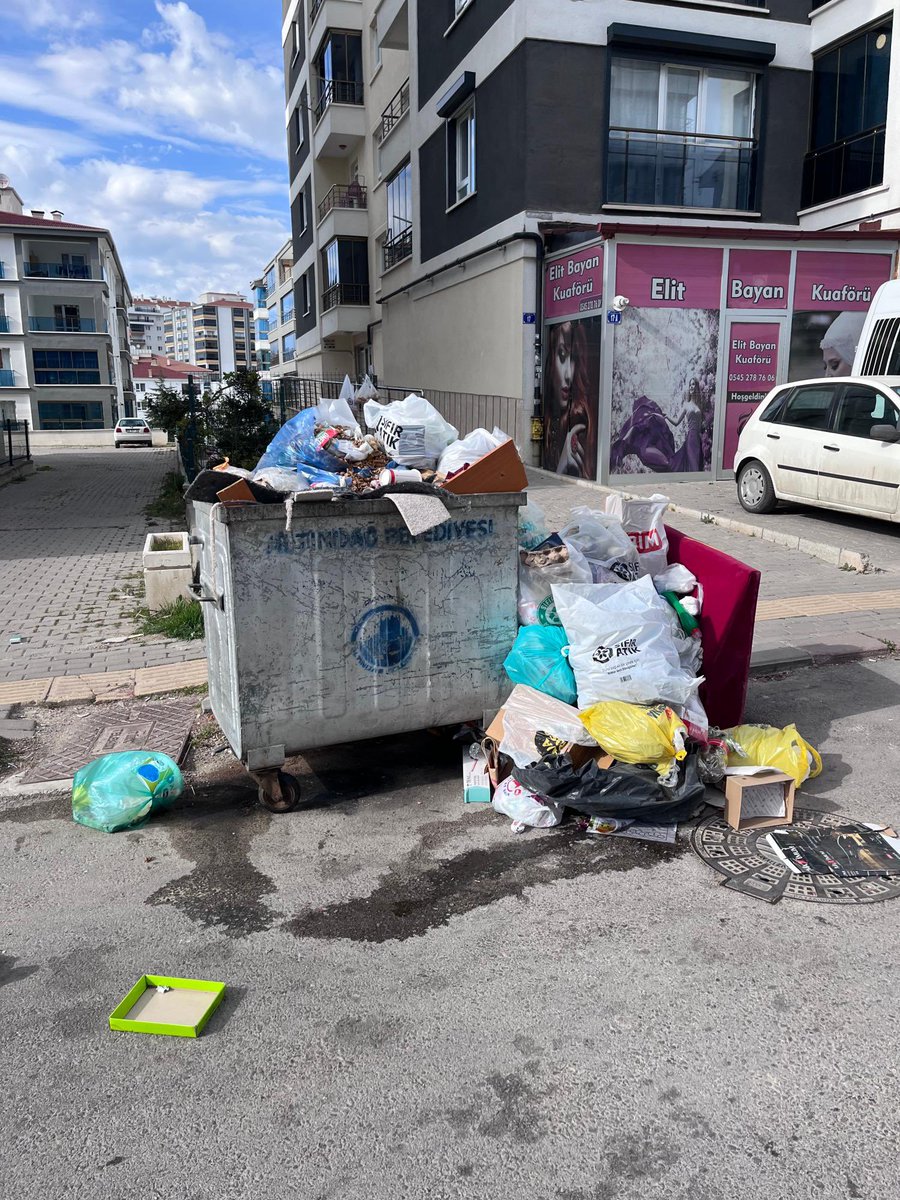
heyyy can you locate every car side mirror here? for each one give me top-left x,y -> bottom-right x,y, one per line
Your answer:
869,425 -> 900,443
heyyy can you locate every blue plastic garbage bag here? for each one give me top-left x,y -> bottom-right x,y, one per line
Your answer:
503,625 -> 577,705
255,407 -> 344,474
72,751 -> 184,833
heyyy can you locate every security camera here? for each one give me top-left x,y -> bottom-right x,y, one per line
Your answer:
612,295 -> 630,312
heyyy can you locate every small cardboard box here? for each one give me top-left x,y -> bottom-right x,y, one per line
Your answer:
462,744 -> 492,804
109,975 -> 226,1038
720,771 -> 796,831
484,708 -> 614,781
441,439 -> 528,495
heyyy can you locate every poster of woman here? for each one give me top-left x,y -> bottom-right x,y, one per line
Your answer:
788,310 -> 868,381
542,316 -> 602,479
609,307 -> 718,475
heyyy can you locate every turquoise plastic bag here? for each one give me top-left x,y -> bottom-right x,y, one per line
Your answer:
503,625 -> 577,705
72,752 -> 184,834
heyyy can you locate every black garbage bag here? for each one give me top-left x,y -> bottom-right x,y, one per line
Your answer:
513,749 -> 707,824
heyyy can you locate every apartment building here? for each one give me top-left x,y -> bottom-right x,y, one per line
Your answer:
252,239 -> 297,379
163,293 -> 255,376
133,356 -> 214,420
281,1 -> 899,483
128,298 -> 169,356
0,179 -> 133,429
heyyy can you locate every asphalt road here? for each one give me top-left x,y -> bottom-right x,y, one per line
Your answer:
3,658 -> 900,1199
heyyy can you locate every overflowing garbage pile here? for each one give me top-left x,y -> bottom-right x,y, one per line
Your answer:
210,375 -> 522,501
474,494 -> 823,838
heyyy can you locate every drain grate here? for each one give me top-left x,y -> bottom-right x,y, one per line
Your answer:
691,808 -> 900,905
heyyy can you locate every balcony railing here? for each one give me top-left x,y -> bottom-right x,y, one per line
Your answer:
23,262 -> 93,279
314,78 -> 364,122
317,182 -> 368,223
28,316 -> 99,333
383,225 -> 413,271
322,283 -> 370,311
607,127 -> 757,211
802,126 -> 886,209
0,316 -> 10,333
379,79 -> 410,143
0,369 -> 17,387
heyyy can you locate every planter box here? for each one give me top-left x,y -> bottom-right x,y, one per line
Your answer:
143,531 -> 192,612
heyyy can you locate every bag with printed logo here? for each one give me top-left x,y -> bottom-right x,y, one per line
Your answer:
363,394 -> 458,467
72,751 -> 183,834
552,576 -> 701,709
604,493 -> 670,578
517,535 -> 591,626
558,508 -> 641,584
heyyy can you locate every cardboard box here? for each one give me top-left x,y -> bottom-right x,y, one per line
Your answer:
484,708 -> 614,776
720,771 -> 795,831
462,744 -> 492,804
441,439 -> 528,495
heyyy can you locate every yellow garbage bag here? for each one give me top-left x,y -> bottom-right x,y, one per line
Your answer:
579,701 -> 688,781
725,723 -> 822,787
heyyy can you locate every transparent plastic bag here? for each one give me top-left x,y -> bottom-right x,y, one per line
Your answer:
500,684 -> 597,769
559,507 -> 641,584
491,776 -> 564,829
518,499 -> 550,551
255,407 -> 345,473
72,751 -> 183,834
438,427 -> 510,477
355,374 -> 378,401
518,535 -> 591,626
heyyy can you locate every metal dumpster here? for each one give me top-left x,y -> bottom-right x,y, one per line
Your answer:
188,491 -> 524,810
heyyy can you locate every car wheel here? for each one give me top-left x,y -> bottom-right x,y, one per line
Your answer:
737,459 -> 777,514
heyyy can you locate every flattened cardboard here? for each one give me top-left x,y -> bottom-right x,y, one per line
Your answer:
720,771 -> 795,831
441,439 -> 528,495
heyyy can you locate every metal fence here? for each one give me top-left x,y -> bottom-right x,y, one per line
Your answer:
3,419 -> 31,467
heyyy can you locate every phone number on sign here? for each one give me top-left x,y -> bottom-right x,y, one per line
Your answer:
578,299 -> 603,313
728,373 -> 776,384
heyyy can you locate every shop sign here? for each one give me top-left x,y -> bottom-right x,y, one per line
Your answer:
726,249 -> 790,310
544,245 -> 604,320
723,322 -> 780,470
615,244 -> 723,309
794,252 -> 893,311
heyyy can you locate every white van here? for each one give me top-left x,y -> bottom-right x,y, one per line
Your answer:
853,279 -> 900,375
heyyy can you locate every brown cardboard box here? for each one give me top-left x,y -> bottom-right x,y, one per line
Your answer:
441,438 -> 528,495
720,771 -> 796,831
484,708 -> 614,784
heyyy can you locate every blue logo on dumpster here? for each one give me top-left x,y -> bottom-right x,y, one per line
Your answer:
351,604 -> 420,674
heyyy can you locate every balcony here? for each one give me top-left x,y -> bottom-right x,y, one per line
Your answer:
376,0 -> 408,50
0,369 -> 18,387
0,316 -> 10,333
802,127 -> 886,210
309,0 -> 363,46
317,183 -> 369,242
313,78 -> 366,159
383,226 -> 413,272
23,262 -> 93,280
320,283 -> 370,337
378,80 -> 411,179
28,316 -> 100,333
607,128 -> 757,212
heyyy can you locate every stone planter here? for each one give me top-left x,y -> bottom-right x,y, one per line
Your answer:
143,532 -> 192,612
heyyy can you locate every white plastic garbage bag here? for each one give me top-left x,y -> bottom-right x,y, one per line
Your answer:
355,373 -> 378,401
653,564 -> 697,596
363,394 -> 458,466
559,507 -> 641,584
438,427 -> 510,477
499,684 -> 598,769
552,576 -> 702,708
339,374 -> 355,403
518,536 -> 591,625
317,394 -> 360,435
605,493 -> 670,577
491,775 -> 564,830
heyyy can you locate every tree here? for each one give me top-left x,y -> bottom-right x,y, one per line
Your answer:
207,369 -> 275,468
145,381 -> 189,438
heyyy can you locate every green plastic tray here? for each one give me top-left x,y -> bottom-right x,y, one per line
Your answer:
109,975 -> 226,1038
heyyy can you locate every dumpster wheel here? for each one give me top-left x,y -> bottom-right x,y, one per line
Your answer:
253,768 -> 302,813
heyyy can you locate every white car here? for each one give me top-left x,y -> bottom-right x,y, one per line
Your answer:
734,376 -> 900,522
114,418 -> 152,447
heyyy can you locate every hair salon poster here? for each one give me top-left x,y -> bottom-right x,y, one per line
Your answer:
542,244 -> 604,479
610,244 -> 722,476
789,252 -> 893,381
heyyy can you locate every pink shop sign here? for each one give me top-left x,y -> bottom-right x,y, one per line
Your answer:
544,245 -> 605,320
794,252 -> 893,311
726,249 -> 791,310
615,243 -> 724,309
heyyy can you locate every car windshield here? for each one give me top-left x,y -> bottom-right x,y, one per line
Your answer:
120,419 -> 145,427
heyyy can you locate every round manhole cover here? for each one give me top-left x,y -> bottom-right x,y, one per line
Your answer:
690,808 -> 900,905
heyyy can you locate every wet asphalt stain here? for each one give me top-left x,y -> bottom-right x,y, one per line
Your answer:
0,953 -> 39,989
146,783 -> 281,938
286,823 -> 687,944
0,795 -> 68,824
555,1126 -> 679,1199
448,1066 -> 553,1144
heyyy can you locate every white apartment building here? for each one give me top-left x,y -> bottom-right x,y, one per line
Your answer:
163,293 -> 255,376
128,298 -> 169,356
0,178 -> 133,429
252,239 -> 297,380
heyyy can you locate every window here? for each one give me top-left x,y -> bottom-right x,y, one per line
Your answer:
321,238 -> 370,309
384,161 -> 413,270
315,33 -> 364,118
803,22 -> 891,207
293,104 -> 303,150
455,0 -> 474,15
265,266 -> 276,296
38,401 -> 104,430
280,291 -> 294,324
370,20 -> 381,74
834,385 -> 900,438
777,385 -> 836,431
268,304 -> 278,329
608,58 -> 756,210
282,331 -> 296,360
448,100 -> 475,206
299,188 -> 308,234
33,349 -> 101,386
291,18 -> 301,61
135,382 -> 145,393
302,272 -> 312,315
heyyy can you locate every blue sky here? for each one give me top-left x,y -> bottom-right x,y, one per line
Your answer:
0,0 -> 291,300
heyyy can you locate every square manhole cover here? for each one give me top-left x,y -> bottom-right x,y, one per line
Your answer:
22,700 -> 197,785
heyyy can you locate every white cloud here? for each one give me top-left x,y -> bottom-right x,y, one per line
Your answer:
4,0 -> 102,31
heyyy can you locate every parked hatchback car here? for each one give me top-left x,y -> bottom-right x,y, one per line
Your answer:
735,376 -> 900,522
114,418 -> 152,447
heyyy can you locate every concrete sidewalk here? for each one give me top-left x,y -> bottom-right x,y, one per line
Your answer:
529,472 -> 900,671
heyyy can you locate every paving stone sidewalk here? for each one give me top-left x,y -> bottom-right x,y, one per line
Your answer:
529,472 -> 900,670
0,448 -> 205,683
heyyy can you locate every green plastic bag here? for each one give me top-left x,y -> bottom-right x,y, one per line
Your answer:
72,751 -> 183,833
